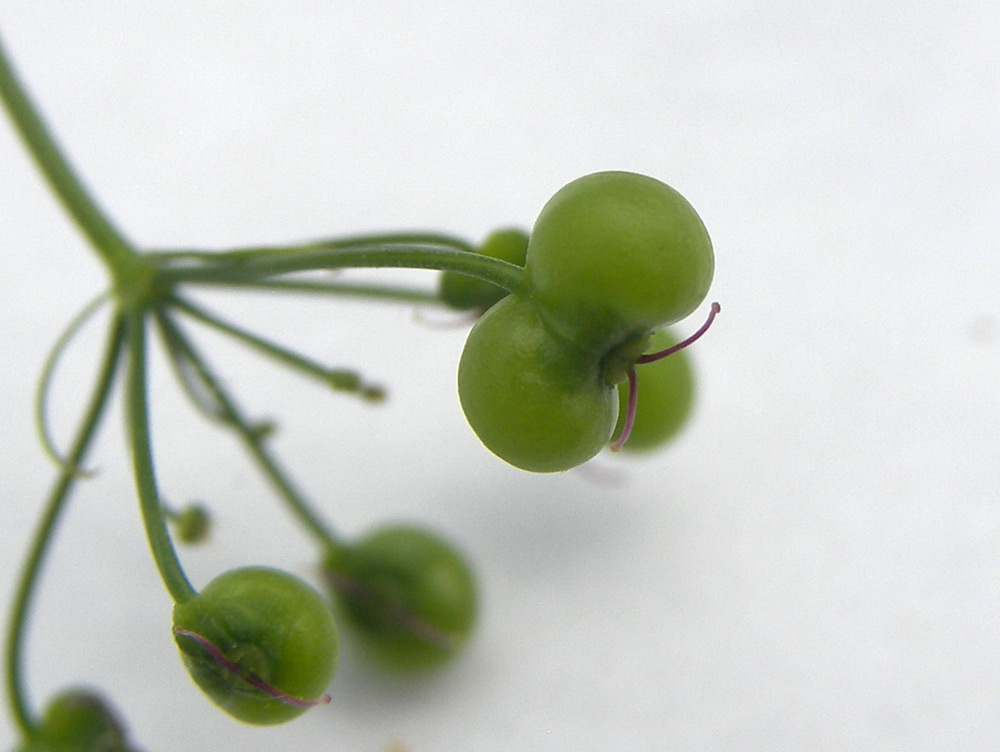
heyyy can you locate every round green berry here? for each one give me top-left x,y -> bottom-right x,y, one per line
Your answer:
22,689 -> 138,752
439,227 -> 529,311
613,328 -> 695,452
172,567 -> 338,726
458,294 -> 618,472
173,502 -> 211,544
323,524 -> 477,670
525,171 -> 714,349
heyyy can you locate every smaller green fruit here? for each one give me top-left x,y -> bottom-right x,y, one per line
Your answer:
613,328 -> 695,452
23,688 -> 139,752
323,524 -> 477,670
438,228 -> 528,311
172,567 -> 338,726
173,502 -> 211,544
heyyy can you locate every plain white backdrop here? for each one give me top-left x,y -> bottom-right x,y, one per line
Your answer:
1,3 -> 998,750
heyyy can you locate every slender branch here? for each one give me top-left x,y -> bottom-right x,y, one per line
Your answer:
158,330 -> 230,425
34,292 -> 112,473
160,242 -> 527,295
124,309 -> 197,604
154,311 -> 342,551
167,277 -> 444,305
5,316 -> 125,736
0,32 -> 136,274
169,294 -> 382,399
150,232 -> 477,265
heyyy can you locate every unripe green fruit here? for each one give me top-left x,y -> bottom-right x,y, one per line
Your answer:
323,524 -> 477,670
613,328 -> 695,452
439,227 -> 529,311
172,567 -> 338,725
458,294 -> 617,472
525,171 -> 714,350
21,689 -> 138,752
174,502 -> 211,544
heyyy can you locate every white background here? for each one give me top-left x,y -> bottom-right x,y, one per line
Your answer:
1,2 -> 998,750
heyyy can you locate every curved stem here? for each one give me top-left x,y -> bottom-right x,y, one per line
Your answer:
34,292 -> 112,473
124,309 -> 197,604
161,242 -> 527,295
5,315 -> 125,736
0,32 -> 136,274
154,311 -> 342,551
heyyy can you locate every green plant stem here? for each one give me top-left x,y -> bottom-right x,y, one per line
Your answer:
157,325 -> 232,426
170,277 -> 444,305
168,294 -> 375,396
154,311 -> 342,551
150,232 -> 477,265
5,316 -> 126,736
0,32 -> 137,275
34,292 -> 111,473
160,242 -> 527,295
124,309 -> 197,604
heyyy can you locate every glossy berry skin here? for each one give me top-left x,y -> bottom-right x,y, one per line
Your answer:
458,294 -> 618,472
172,567 -> 338,726
613,328 -> 695,452
525,171 -> 714,350
18,689 -> 138,752
323,524 -> 477,670
439,227 -> 529,311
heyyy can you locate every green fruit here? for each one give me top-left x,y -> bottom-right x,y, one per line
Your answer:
439,227 -> 529,311
22,689 -> 138,752
172,567 -> 338,725
456,173 -> 715,471
525,171 -> 714,350
173,502 -> 211,544
458,294 -> 617,472
323,524 -> 477,670
613,328 -> 695,452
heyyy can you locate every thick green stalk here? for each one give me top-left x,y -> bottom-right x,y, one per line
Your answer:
0,32 -> 137,275
4,316 -> 125,735
124,310 -> 197,604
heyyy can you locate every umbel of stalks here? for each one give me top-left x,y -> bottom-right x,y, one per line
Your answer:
171,567 -> 339,726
